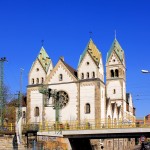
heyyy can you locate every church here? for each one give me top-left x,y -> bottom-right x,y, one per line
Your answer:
26,37 -> 136,149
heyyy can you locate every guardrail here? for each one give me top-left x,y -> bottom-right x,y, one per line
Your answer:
0,124 -> 15,134
37,120 -> 150,132
1,118 -> 149,134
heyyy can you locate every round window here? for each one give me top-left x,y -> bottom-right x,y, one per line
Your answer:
54,91 -> 69,109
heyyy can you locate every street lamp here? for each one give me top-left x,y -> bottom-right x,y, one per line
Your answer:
141,70 -> 150,73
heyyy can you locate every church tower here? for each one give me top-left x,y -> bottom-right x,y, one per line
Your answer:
78,38 -> 104,82
27,46 -> 53,123
106,38 -> 126,119
78,39 -> 105,123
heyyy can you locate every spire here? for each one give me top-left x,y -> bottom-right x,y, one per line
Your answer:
37,47 -> 51,73
106,38 -> 124,63
78,38 -> 101,67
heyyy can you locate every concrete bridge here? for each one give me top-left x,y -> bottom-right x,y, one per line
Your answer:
37,127 -> 150,139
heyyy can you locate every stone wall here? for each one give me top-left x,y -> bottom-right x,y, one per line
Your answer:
0,135 -> 26,150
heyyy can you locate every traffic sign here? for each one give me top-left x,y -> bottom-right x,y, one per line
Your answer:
140,135 -> 146,142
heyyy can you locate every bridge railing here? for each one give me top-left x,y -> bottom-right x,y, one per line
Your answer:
34,119 -> 150,132
0,123 -> 15,134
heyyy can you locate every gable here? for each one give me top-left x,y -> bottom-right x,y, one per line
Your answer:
29,59 -> 46,85
46,60 -> 77,84
78,39 -> 101,67
107,50 -> 122,66
78,52 -> 98,71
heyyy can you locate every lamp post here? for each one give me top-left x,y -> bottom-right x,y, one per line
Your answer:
141,69 -> 150,73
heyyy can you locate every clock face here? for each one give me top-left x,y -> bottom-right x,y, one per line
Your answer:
53,91 -> 69,109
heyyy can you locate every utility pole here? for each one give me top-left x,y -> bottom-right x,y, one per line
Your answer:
16,68 -> 24,144
17,68 -> 24,121
0,57 -> 7,126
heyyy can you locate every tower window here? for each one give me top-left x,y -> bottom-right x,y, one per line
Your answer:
36,78 -> 39,84
41,77 -> 44,83
22,111 -> 26,118
36,68 -> 39,71
86,62 -> 90,65
85,103 -> 90,114
59,74 -> 63,81
87,72 -> 89,79
115,69 -> 119,77
110,70 -> 114,77
92,72 -> 95,78
34,107 -> 39,117
113,89 -> 116,94
81,73 -> 84,79
32,78 -> 34,84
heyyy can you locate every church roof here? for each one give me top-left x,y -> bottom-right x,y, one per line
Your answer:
61,59 -> 77,78
106,38 -> 124,62
78,39 -> 101,66
37,46 -> 51,73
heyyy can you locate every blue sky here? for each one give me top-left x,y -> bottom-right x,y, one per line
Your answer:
0,0 -> 150,117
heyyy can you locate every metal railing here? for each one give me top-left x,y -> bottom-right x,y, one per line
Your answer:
1,118 -> 149,134
0,123 -> 15,134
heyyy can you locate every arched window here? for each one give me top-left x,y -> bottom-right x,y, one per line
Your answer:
22,111 -> 26,118
36,78 -> 39,84
59,74 -> 63,81
87,72 -> 89,79
113,89 -> 116,94
41,77 -> 44,83
115,69 -> 119,77
92,72 -> 95,78
110,70 -> 114,77
85,103 -> 90,114
81,73 -> 84,79
32,78 -> 34,84
34,107 -> 39,117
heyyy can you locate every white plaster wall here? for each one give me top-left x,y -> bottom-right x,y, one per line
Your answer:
98,57 -> 104,82
29,60 -> 46,85
107,81 -> 122,99
49,64 -> 74,84
100,86 -> 105,119
80,85 -> 95,121
44,83 -> 78,122
123,82 -> 126,112
78,53 -> 97,79
30,90 -> 43,123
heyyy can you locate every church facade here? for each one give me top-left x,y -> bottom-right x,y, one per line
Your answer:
26,38 -> 136,149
